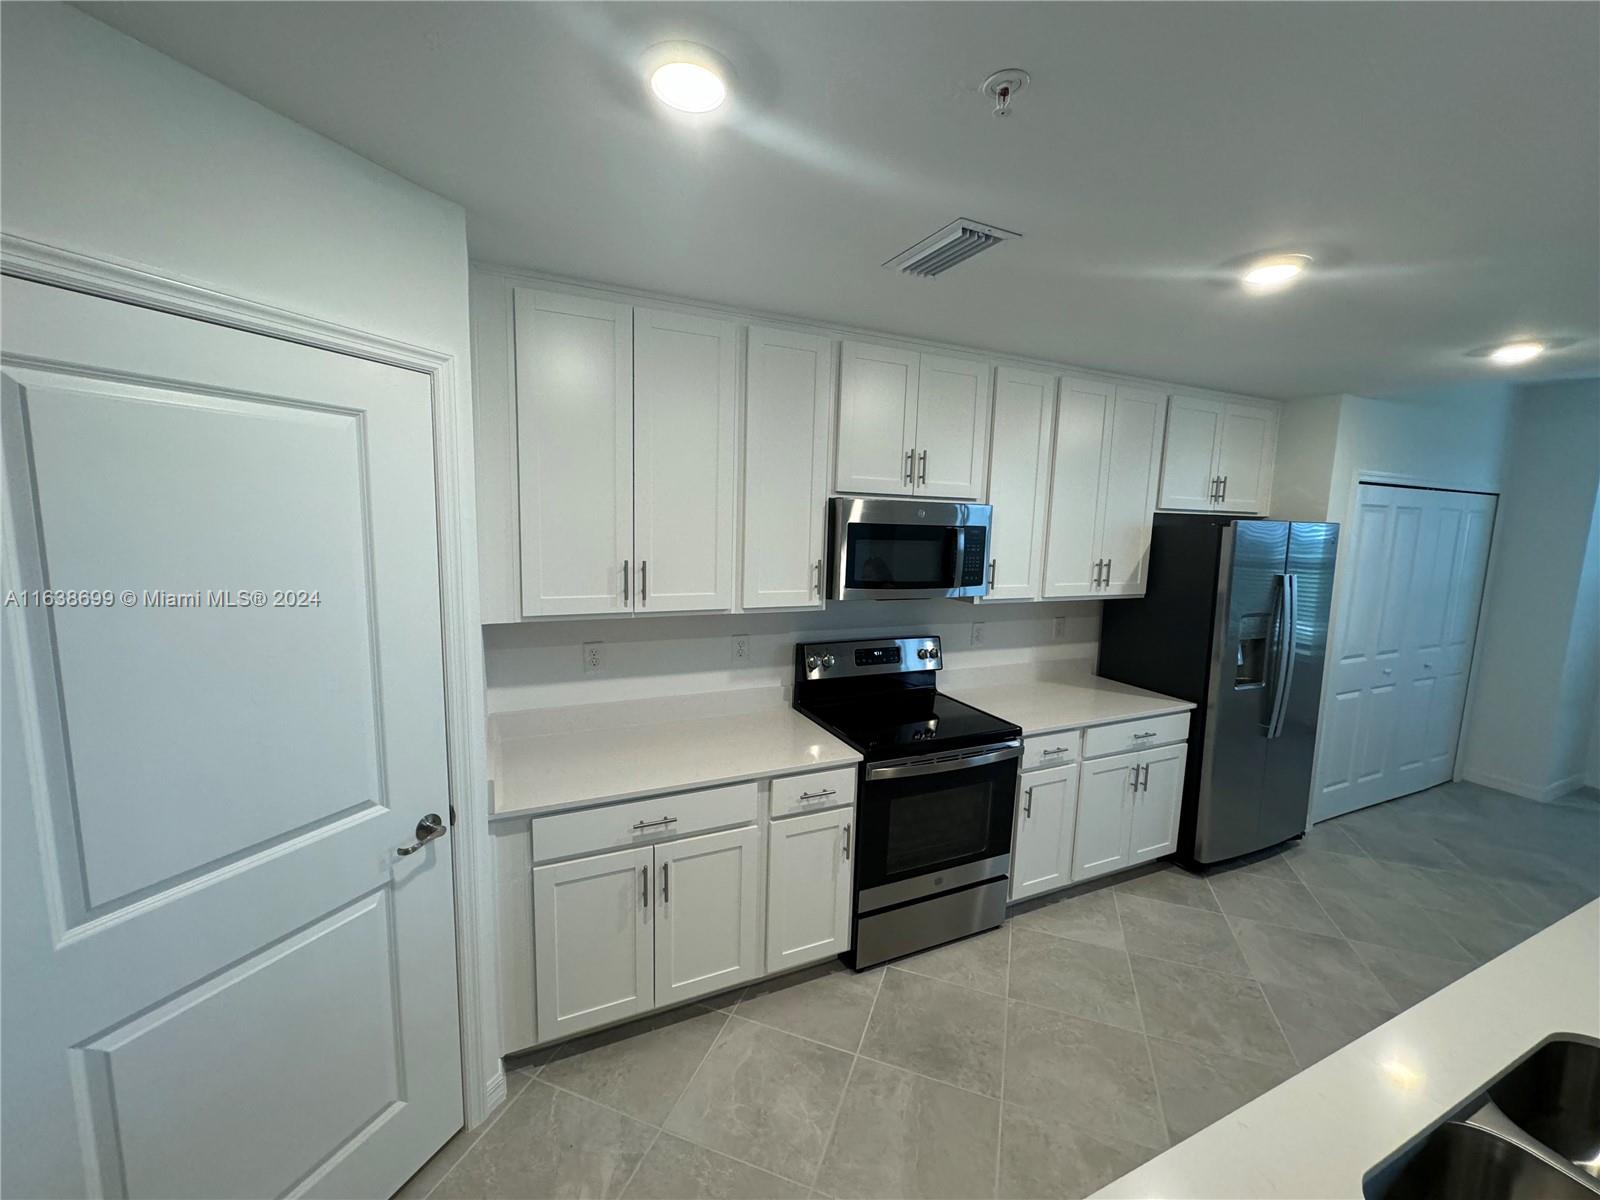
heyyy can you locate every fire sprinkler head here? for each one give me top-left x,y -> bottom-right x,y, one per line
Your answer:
982,68 -> 1031,118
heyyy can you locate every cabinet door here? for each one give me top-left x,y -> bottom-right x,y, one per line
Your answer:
1213,400 -> 1278,514
1011,763 -> 1079,901
532,845 -> 653,1043
985,367 -> 1056,601
1129,743 -> 1186,863
514,289 -> 633,616
633,308 -> 739,613
1158,393 -> 1223,511
743,327 -> 831,609
766,808 -> 852,972
914,353 -> 991,499
837,341 -> 917,495
1097,386 -> 1167,597
1071,751 -> 1139,882
655,826 -> 761,1006
1040,377 -> 1111,598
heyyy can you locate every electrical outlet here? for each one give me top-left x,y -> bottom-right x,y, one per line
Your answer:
970,622 -> 986,647
1053,616 -> 1067,639
582,641 -> 603,674
732,634 -> 751,664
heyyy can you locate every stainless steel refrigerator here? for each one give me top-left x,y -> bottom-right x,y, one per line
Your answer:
1098,515 -> 1339,866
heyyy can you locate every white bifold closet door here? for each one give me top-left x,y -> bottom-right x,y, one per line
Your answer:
1314,484 -> 1497,820
1,277 -> 462,1200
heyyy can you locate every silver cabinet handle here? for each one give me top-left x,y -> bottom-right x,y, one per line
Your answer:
1143,763 -> 1152,791
1220,476 -> 1228,502
904,450 -> 914,484
622,559 -> 630,607
640,865 -> 649,909
842,823 -> 851,861
662,861 -> 669,903
1024,786 -> 1034,818
1210,476 -> 1220,503
1104,557 -> 1112,586
813,558 -> 822,596
640,560 -> 648,606
799,788 -> 837,801
1092,559 -> 1103,587
397,813 -> 446,856
1129,766 -> 1140,791
632,816 -> 677,831
918,449 -> 928,486
1132,731 -> 1157,740
988,559 -> 997,588
1042,745 -> 1072,756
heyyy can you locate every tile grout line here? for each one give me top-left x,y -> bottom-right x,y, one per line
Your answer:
807,965 -> 888,1191
993,923 -> 1012,1200
416,1067 -> 539,1200
617,1006 -> 733,1199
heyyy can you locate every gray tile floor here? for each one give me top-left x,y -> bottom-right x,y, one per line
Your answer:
399,780 -> 1600,1200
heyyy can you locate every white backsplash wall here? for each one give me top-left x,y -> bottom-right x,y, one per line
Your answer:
484,599 -> 1102,714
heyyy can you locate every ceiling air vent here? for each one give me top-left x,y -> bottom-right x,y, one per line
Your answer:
883,218 -> 1021,278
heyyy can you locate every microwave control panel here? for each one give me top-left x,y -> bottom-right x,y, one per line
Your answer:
960,527 -> 988,587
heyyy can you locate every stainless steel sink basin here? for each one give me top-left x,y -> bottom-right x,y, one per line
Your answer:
1489,1038 -> 1600,1177
1366,1122 -> 1594,1200
1365,1036 -> 1600,1200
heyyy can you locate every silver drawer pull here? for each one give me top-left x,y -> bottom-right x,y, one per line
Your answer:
1131,731 -> 1157,740
842,823 -> 851,861
633,816 -> 677,831
798,789 -> 837,801
1041,746 -> 1072,756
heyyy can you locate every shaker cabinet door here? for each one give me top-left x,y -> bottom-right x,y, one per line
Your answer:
1011,763 -> 1078,901
766,808 -> 853,972
654,826 -> 761,1005
837,341 -> 918,495
1071,751 -> 1139,882
914,353 -> 991,500
985,366 -> 1056,601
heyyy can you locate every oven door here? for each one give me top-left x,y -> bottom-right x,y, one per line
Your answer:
830,497 -> 991,600
854,744 -> 1020,914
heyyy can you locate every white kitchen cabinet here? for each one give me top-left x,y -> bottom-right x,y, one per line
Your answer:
836,341 -> 990,499
1042,380 -> 1166,599
742,327 -> 831,609
984,366 -> 1057,601
837,340 -> 918,495
1128,742 -> 1185,863
766,806 -> 853,972
655,826 -> 761,1005
1011,761 -> 1079,901
532,844 -> 654,1042
514,288 -> 633,617
1158,393 -> 1278,514
1072,750 -> 1140,881
633,308 -> 739,613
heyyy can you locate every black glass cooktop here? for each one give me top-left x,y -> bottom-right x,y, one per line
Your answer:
796,691 -> 1019,761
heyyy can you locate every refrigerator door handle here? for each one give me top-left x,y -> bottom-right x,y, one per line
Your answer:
1267,572 -> 1298,739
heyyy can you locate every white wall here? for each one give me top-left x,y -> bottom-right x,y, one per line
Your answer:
485,600 -> 1101,713
1461,378 -> 1600,799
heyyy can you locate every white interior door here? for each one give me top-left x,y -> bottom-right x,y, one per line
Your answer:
985,367 -> 1056,601
1097,386 -> 1167,596
514,289 -> 633,616
765,809 -> 851,972
742,326 -> 831,610
836,341 -> 917,495
1011,763 -> 1078,901
913,353 -> 990,499
1041,377 -> 1111,598
1315,485 -> 1497,820
532,846 -> 654,1043
654,826 -> 760,1005
0,277 -> 461,1200
632,308 -> 738,613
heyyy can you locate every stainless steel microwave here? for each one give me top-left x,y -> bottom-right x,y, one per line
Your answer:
828,497 -> 993,600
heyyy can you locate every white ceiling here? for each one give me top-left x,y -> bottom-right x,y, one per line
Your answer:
80,2 -> 1600,399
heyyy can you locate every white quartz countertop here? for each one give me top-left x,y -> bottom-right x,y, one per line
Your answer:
947,676 -> 1194,736
1092,900 -> 1600,1199
492,706 -> 860,818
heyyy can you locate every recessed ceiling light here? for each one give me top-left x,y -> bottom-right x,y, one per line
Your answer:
642,43 -> 731,114
1487,340 -> 1545,366
1240,253 -> 1312,294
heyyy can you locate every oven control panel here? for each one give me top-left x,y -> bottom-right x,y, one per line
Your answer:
799,636 -> 941,680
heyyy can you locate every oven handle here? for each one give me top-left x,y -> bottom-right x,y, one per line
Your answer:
864,741 -> 1022,781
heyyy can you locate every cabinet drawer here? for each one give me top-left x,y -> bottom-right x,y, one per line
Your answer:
531,781 -> 758,863
770,766 -> 857,819
1083,712 -> 1190,759
1022,731 -> 1080,772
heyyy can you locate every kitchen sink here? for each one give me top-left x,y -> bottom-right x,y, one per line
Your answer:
1489,1037 -> 1600,1177
1365,1036 -> 1600,1200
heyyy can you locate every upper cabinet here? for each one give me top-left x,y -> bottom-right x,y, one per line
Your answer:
836,341 -> 990,499
742,327 -> 832,610
984,366 -> 1057,601
514,289 -> 737,618
1042,380 -> 1166,599
1157,393 -> 1278,514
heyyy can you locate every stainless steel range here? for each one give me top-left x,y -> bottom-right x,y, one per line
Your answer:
792,635 -> 1021,968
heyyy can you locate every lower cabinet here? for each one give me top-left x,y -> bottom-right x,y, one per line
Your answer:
531,827 -> 760,1043
1072,745 -> 1184,882
1010,762 -> 1079,901
766,806 -> 853,972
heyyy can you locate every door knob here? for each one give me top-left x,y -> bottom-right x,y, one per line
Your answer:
397,813 -> 446,856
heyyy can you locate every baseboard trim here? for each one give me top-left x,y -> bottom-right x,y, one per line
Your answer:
479,1068 -> 508,1129
1460,767 -> 1590,803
